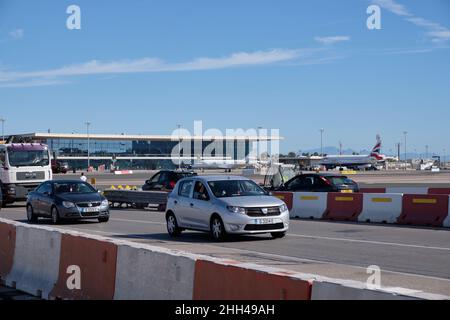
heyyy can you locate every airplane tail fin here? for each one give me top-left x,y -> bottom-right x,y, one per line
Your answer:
370,135 -> 384,160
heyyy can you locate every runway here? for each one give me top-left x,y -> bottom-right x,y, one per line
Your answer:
55,170 -> 450,189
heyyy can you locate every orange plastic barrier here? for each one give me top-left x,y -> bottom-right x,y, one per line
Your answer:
323,193 -> 364,221
0,222 -> 16,279
50,234 -> 118,300
193,260 -> 312,300
398,194 -> 449,227
272,192 -> 294,211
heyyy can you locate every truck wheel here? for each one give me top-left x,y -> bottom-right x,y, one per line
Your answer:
27,205 -> 38,223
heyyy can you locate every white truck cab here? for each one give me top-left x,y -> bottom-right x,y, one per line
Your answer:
0,143 -> 53,206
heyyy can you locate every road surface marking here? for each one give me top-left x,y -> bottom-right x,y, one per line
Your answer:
287,233 -> 450,251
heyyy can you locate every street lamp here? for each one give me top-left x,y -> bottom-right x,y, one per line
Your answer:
403,131 -> 408,169
443,149 -> 446,169
0,118 -> 5,142
319,129 -> 325,156
257,126 -> 263,160
85,121 -> 91,170
177,124 -> 181,170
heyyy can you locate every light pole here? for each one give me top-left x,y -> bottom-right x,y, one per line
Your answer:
85,121 -> 91,170
0,118 -> 5,142
425,145 -> 429,159
177,124 -> 181,170
320,129 -> 325,156
443,149 -> 446,169
257,126 -> 263,160
403,131 -> 408,170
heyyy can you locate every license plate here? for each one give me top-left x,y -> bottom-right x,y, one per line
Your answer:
255,218 -> 274,225
341,189 -> 354,193
81,207 -> 100,213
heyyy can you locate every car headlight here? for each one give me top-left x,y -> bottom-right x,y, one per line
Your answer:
227,206 -> 246,214
62,201 -> 76,208
279,204 -> 288,212
101,200 -> 109,207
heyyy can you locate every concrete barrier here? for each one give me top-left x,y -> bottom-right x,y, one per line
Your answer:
444,200 -> 450,228
193,259 -> 313,300
5,224 -> 61,299
272,191 -> 294,211
323,193 -> 363,221
311,277 -> 447,300
291,192 -> 327,219
0,220 -> 16,280
359,194 -> 403,224
398,194 -> 449,227
114,242 -> 196,300
50,234 -> 118,300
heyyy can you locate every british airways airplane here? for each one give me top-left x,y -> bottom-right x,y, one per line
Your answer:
319,135 -> 386,170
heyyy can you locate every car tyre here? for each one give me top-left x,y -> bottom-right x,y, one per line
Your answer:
271,231 -> 286,239
166,212 -> 182,237
98,216 -> 109,223
51,206 -> 61,225
26,205 -> 38,223
210,216 -> 227,241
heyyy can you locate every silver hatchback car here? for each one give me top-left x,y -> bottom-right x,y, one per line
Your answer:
165,176 -> 290,241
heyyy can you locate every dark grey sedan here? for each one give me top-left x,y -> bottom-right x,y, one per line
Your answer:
26,180 -> 110,224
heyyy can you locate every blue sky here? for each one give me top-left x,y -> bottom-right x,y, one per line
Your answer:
1,0 -> 449,155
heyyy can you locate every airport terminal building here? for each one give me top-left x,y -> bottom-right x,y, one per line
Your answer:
9,132 -> 281,170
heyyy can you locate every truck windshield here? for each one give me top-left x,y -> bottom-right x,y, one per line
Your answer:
7,149 -> 50,167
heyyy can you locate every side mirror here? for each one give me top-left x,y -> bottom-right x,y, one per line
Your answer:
145,180 -> 151,185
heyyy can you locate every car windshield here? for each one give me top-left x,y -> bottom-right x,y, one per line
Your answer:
208,180 -> 267,198
7,149 -> 49,167
325,176 -> 356,185
54,182 -> 96,194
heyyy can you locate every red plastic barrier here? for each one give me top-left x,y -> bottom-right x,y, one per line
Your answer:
428,188 -> 450,195
50,234 -> 118,300
272,192 -> 294,211
360,188 -> 386,194
0,222 -> 16,279
398,194 -> 449,227
193,260 -> 312,300
323,193 -> 364,221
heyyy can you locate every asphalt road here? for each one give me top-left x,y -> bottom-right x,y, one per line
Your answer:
1,204 -> 450,297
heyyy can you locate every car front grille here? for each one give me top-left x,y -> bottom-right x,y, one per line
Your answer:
246,206 -> 281,217
77,202 -> 101,208
244,223 -> 285,231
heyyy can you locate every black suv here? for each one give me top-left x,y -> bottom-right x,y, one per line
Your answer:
276,173 -> 359,193
142,170 -> 197,191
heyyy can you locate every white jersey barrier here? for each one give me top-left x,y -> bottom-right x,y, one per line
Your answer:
114,241 -> 196,300
443,201 -> 450,228
311,276 -> 447,301
359,194 -> 403,224
290,192 -> 327,219
5,223 -> 62,299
